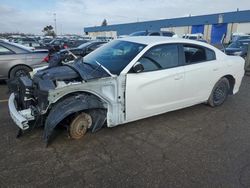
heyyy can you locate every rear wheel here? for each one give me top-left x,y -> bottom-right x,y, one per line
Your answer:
69,112 -> 92,139
9,65 -> 32,80
208,78 -> 230,107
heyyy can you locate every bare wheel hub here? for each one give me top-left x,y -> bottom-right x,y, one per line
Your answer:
69,112 -> 92,139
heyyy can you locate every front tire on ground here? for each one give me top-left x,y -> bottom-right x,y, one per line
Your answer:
69,112 -> 92,139
208,78 -> 230,107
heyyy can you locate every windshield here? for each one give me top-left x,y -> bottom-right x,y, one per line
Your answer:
83,40 -> 146,75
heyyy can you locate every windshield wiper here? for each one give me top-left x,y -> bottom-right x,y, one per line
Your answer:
65,48 -> 78,59
95,60 -> 115,77
79,58 -> 115,77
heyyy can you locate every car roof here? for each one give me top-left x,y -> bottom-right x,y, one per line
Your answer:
1,40 -> 33,50
117,36 -> 221,54
118,36 -> 206,46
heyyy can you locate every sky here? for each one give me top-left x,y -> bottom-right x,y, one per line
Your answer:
0,0 -> 250,35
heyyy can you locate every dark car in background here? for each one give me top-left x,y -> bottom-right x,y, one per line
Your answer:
231,34 -> 250,43
60,40 -> 107,61
41,38 -> 54,45
225,39 -> 250,58
48,38 -> 87,49
129,30 -> 175,37
0,40 -> 48,80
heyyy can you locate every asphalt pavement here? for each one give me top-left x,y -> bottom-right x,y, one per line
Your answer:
0,77 -> 250,187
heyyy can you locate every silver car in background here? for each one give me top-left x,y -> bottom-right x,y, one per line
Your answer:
0,40 -> 48,80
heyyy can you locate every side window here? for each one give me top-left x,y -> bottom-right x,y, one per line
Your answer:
183,44 -> 216,64
138,44 -> 179,72
149,32 -> 160,36
0,45 -> 14,55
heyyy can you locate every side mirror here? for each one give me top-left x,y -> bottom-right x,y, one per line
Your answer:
133,62 -> 144,73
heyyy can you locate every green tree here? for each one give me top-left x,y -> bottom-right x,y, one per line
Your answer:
42,25 -> 56,37
101,19 -> 107,26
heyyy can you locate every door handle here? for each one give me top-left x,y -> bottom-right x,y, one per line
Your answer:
213,68 -> 219,71
174,75 -> 183,80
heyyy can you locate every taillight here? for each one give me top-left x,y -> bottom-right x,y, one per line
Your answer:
43,56 -> 50,63
64,45 -> 68,49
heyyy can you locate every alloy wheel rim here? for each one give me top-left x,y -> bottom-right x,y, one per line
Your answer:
213,83 -> 227,104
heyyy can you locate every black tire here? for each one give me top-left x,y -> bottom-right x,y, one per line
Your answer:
208,78 -> 230,107
69,112 -> 92,139
9,65 -> 32,80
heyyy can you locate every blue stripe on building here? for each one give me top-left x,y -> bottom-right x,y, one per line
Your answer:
84,10 -> 250,35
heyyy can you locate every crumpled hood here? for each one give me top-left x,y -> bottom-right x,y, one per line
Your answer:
33,65 -> 79,82
33,58 -> 110,83
70,59 -> 110,81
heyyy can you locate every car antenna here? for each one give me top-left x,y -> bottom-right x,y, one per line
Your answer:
65,48 -> 78,59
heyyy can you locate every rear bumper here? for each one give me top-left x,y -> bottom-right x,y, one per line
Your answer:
8,93 -> 34,130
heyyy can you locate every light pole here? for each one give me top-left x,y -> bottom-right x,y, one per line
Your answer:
53,13 -> 57,35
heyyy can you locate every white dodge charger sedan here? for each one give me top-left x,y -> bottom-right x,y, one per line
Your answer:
8,36 -> 245,144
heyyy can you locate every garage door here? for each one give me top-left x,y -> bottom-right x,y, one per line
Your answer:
211,23 -> 227,44
191,25 -> 204,34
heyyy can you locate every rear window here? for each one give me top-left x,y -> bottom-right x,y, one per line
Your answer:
184,44 -> 216,64
206,48 -> 216,61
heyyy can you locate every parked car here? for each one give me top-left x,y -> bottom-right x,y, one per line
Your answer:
230,34 -> 250,43
14,37 -> 46,49
130,30 -> 175,37
41,38 -> 54,46
225,39 -> 250,58
182,33 -> 206,41
60,40 -> 107,61
95,36 -> 114,42
47,38 -> 87,49
8,37 -> 244,145
0,40 -> 49,80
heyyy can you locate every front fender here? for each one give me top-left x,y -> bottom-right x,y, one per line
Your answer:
43,93 -> 106,144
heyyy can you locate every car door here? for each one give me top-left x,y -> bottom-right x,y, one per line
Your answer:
125,43 -> 185,122
181,44 -> 220,105
0,44 -> 18,78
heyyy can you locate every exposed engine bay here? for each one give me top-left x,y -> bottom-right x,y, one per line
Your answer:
8,57 -> 123,145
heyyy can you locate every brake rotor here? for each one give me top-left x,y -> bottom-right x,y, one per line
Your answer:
69,112 -> 92,139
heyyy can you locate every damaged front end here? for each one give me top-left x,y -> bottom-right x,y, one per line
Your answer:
8,75 -> 54,131
8,59 -> 111,144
